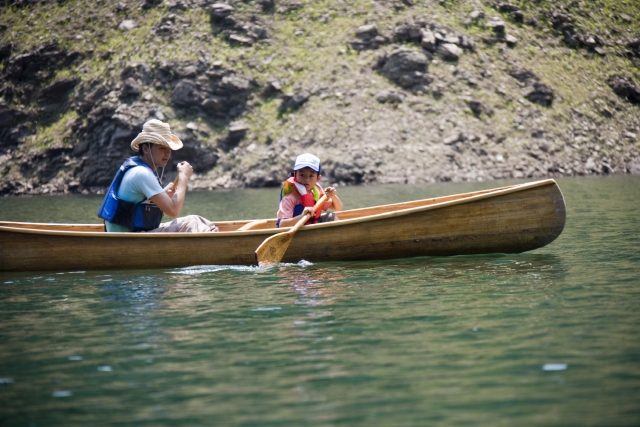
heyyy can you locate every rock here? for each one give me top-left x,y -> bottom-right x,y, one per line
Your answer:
421,30 -> 437,52
607,74 -> 640,105
221,121 -> 250,148
507,66 -> 554,106
152,14 -> 178,36
142,0 -> 161,9
261,80 -> 282,97
487,17 -> 506,34
201,96 -> 226,111
258,0 -> 275,11
497,3 -> 523,23
278,90 -> 311,112
38,77 -> 80,104
377,48 -> 431,89
443,35 -> 460,45
627,38 -> 640,58
115,2 -> 128,12
524,82 -> 554,107
481,36 -> 500,45
505,34 -> 518,46
628,158 -> 640,174
598,106 -> 613,118
243,23 -> 268,41
497,3 -> 519,13
276,2 -> 303,14
355,24 -> 378,38
619,14 -> 632,22
5,42 -> 80,85
171,80 -> 203,107
551,11 -> 573,31
465,99 -> 485,117
459,35 -> 475,50
165,0 -> 193,12
211,11 -> 268,45
393,22 -> 424,43
228,34 -> 254,45
439,43 -> 461,61
120,77 -> 142,98
173,136 -> 219,173
172,63 -> 201,78
511,10 -> 524,23
219,75 -> 251,93
376,90 -> 404,104
331,155 -> 377,185
349,23 -> 388,50
210,3 -> 235,21
508,66 -> 538,83
0,103 -> 32,149
431,83 -> 445,98
118,20 -> 136,31
526,17 -> 539,27
229,121 -> 249,134
0,41 -> 13,63
464,9 -> 484,26
443,132 -> 466,145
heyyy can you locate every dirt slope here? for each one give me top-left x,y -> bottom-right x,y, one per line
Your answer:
1,0 -> 639,196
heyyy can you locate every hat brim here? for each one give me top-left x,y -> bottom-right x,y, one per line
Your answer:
131,132 -> 183,151
294,162 -> 321,173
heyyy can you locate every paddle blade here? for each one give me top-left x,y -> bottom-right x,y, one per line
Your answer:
255,232 -> 293,267
255,194 -> 327,267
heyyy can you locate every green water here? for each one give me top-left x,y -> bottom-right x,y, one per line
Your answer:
1,176 -> 639,426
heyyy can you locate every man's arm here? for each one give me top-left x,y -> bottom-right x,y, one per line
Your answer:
150,161 -> 192,218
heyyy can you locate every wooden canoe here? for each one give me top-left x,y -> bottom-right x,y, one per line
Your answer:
0,179 -> 566,272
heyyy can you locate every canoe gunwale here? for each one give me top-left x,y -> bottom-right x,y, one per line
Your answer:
0,179 -> 561,238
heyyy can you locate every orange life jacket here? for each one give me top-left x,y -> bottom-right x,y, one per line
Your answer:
280,177 -> 325,224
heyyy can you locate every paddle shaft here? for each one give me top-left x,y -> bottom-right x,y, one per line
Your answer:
289,194 -> 328,233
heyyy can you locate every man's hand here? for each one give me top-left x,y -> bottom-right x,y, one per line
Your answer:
165,182 -> 176,197
177,161 -> 193,179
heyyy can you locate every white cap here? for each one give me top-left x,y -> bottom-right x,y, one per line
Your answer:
293,153 -> 321,173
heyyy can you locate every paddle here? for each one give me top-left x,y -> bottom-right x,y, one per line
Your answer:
170,175 -> 179,191
255,194 -> 328,267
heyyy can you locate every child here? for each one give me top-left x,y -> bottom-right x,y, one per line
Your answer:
276,153 -> 343,228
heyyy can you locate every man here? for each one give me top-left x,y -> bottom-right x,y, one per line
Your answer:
97,119 -> 218,232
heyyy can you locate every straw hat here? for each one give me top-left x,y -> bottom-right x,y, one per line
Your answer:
130,119 -> 183,151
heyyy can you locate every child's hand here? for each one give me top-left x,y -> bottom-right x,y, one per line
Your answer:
325,187 -> 337,197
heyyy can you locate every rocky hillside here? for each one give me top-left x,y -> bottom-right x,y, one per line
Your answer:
1,0 -> 639,196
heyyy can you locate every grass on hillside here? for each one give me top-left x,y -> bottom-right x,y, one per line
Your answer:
1,0 -> 639,158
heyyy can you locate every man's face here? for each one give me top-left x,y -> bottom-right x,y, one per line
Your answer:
294,167 -> 319,190
145,144 -> 172,168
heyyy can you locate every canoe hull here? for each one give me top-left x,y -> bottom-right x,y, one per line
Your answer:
286,181 -> 565,262
0,180 -> 566,271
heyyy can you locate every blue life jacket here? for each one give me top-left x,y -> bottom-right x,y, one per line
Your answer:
97,157 -> 164,231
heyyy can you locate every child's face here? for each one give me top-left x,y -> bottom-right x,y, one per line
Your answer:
294,168 -> 320,190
